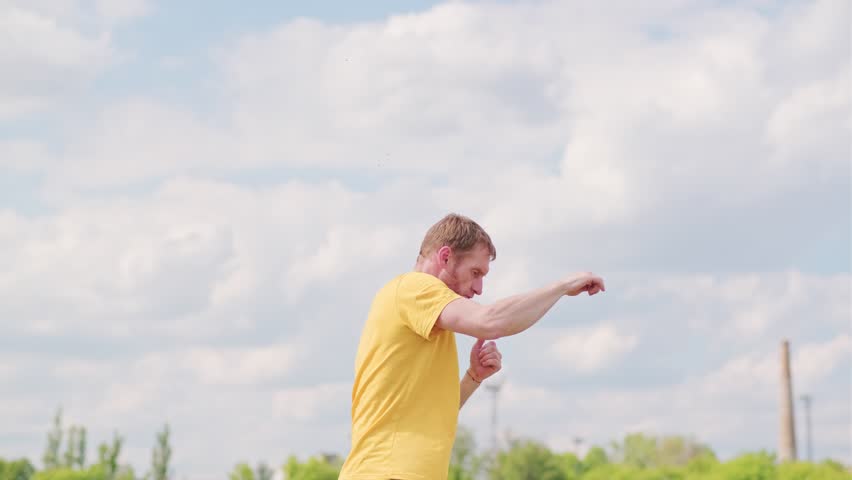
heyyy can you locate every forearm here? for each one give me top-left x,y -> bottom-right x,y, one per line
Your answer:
483,280 -> 567,338
459,370 -> 480,409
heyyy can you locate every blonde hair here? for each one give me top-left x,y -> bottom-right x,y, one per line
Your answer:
418,213 -> 496,261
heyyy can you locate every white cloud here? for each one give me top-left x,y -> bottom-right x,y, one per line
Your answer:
463,333 -> 851,462
273,383 -> 350,420
184,344 -> 300,386
0,361 -> 15,382
95,0 -> 150,24
8,0 -> 843,256
1,0 -> 849,477
50,99 -> 238,188
783,0 -> 850,59
622,271 -> 851,340
0,140 -> 53,171
0,200 -> 239,337
53,359 -> 116,381
0,0 -> 152,120
551,324 -> 639,373
0,178 -> 426,340
794,334 -> 852,389
283,223 -> 406,304
0,3 -> 114,119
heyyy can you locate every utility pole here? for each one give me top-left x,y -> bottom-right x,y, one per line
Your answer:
484,380 -> 503,455
779,340 -> 798,462
800,395 -> 813,462
573,437 -> 584,477
573,437 -> 583,456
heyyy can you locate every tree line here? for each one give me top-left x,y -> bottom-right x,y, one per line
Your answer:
1,409 -> 170,480
2,409 -> 849,480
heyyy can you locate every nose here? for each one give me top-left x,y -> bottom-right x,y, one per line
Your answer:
472,278 -> 483,296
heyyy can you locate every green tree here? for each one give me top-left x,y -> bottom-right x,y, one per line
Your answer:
610,433 -> 658,468
685,450 -> 719,476
581,464 -> 683,480
583,446 -> 609,472
32,465 -> 107,480
61,426 -> 86,469
62,427 -> 78,469
714,451 -> 776,480
229,463 -> 254,480
43,409 -> 63,470
777,460 -> 852,480
609,433 -> 715,469
656,435 -> 714,466
449,425 -> 481,480
556,452 -> 582,480
0,458 -> 36,480
151,424 -> 172,480
76,428 -> 86,468
489,438 -> 566,480
97,433 -> 123,480
114,466 -> 136,480
282,455 -> 340,480
229,462 -> 275,480
255,463 -> 273,480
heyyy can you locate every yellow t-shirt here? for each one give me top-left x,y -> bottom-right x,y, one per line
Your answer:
339,271 -> 463,480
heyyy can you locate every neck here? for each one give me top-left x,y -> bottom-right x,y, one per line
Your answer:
414,255 -> 441,276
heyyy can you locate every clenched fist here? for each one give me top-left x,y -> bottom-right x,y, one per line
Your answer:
468,338 -> 502,383
563,272 -> 606,296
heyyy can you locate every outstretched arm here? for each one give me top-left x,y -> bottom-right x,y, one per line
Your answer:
437,272 -> 605,340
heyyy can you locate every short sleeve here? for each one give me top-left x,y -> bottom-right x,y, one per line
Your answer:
396,272 -> 462,340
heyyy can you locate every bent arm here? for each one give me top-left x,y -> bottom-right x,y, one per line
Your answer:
459,370 -> 479,409
436,280 -> 568,339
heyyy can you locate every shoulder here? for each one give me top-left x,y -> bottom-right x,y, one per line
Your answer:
396,271 -> 451,293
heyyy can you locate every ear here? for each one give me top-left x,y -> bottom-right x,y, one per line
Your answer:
437,245 -> 452,265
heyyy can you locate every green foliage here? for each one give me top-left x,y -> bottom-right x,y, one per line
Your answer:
777,460 -> 852,480
556,452 -> 582,480
450,425 -> 482,480
255,463 -> 274,480
32,465 -> 106,480
713,451 -> 777,480
229,462 -> 279,480
96,433 -> 123,480
583,446 -> 609,471
229,463 -> 255,480
685,451 -> 720,475
112,467 -> 135,480
150,424 -> 172,480
657,435 -> 714,467
76,430 -> 86,469
581,464 -> 686,480
0,458 -> 36,480
61,427 -> 86,469
611,432 -> 659,468
282,456 -> 340,480
490,438 -> 567,480
610,433 -> 715,469
62,426 -> 77,469
43,409 -> 63,470
18,412 -> 852,480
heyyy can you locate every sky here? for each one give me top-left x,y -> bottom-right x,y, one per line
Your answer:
0,0 -> 850,478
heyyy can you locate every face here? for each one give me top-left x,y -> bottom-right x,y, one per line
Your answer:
437,244 -> 491,299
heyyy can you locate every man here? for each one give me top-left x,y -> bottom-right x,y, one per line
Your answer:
339,213 -> 605,480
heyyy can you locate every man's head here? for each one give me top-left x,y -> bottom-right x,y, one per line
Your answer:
415,213 -> 497,299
